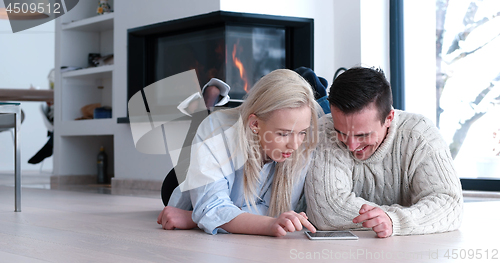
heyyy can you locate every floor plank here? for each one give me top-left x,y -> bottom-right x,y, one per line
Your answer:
2,175 -> 500,262
0,186 -> 257,262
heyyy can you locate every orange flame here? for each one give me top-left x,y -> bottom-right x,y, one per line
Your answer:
232,42 -> 249,92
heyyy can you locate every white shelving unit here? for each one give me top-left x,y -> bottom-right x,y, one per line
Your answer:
62,13 -> 114,31
62,65 -> 113,78
58,118 -> 115,136
54,1 -> 115,178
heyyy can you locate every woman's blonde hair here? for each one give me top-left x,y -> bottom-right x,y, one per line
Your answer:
237,68 -> 320,217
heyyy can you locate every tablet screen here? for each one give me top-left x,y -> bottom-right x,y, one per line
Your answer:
305,231 -> 358,240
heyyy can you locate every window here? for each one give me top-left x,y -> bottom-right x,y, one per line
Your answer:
436,0 -> 500,189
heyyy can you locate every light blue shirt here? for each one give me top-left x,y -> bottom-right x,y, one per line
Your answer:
168,109 -> 308,234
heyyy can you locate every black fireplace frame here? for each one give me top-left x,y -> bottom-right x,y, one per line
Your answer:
118,11 -> 313,123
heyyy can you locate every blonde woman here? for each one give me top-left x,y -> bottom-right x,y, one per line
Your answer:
157,69 -> 321,237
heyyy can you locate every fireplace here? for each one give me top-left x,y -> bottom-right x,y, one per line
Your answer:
126,11 -> 313,112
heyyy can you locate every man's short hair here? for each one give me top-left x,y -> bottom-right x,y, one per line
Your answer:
328,67 -> 393,124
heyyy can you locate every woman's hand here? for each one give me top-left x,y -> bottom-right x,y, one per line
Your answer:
157,206 -> 197,230
220,211 -> 316,237
267,211 -> 316,237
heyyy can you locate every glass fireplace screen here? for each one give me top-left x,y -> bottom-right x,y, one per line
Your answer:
154,25 -> 286,100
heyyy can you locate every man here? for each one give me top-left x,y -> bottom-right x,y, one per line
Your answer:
305,67 -> 463,238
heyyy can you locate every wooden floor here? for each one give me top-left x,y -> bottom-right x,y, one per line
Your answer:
2,172 -> 500,262
0,185 -> 170,262
0,171 -> 159,199
1,185 -> 310,263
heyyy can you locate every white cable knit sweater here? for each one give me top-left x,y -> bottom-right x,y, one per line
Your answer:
305,110 -> 463,236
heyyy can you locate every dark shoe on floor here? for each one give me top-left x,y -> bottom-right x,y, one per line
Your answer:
28,132 -> 53,164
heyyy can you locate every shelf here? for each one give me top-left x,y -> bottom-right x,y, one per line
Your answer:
62,65 -> 113,79
59,119 -> 115,136
62,13 -> 114,32
55,2 -> 116,178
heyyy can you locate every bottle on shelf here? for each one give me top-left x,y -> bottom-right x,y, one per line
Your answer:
97,146 -> 108,184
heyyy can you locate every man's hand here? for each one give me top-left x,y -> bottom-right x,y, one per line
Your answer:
157,206 -> 197,230
267,211 -> 316,237
353,204 -> 393,238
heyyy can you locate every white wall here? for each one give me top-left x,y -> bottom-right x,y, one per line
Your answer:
403,0 -> 436,123
331,0 -> 390,76
113,0 -> 222,180
332,0 -> 361,71
220,0 -> 335,83
113,0 -> 336,181
98,0 -> 435,182
333,0 -> 435,122
0,15 -> 54,173
360,0 -> 390,74
0,1 -> 437,182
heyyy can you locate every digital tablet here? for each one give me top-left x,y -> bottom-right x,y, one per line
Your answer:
305,231 -> 358,240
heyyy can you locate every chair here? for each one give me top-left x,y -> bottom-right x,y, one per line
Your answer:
0,102 -> 22,212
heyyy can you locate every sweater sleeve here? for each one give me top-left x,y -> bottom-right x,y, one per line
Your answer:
382,147 -> 463,236
306,144 -> 463,235
305,147 -> 374,231
305,114 -> 463,235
